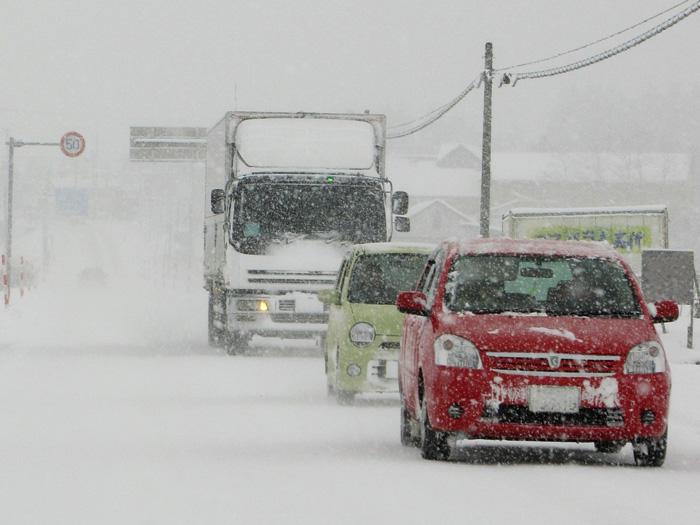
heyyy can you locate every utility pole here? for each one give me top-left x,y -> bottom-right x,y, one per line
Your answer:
480,42 -> 493,238
5,138 -> 15,305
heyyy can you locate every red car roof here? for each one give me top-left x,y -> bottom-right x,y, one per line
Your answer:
446,238 -> 622,260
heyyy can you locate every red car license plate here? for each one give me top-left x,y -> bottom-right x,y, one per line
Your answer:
528,386 -> 580,413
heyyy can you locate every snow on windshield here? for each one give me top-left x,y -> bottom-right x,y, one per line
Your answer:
235,118 -> 376,170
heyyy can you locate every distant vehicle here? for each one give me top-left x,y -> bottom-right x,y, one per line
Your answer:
502,205 -> 669,274
397,238 -> 678,465
204,112 -> 411,354
76,267 -> 107,286
319,242 -> 432,404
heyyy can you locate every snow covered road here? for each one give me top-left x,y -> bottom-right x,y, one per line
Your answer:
1,339 -> 699,524
2,214 -> 699,523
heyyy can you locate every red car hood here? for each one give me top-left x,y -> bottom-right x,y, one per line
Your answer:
438,313 -> 656,357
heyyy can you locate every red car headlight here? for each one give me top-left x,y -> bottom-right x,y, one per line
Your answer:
624,341 -> 666,374
434,334 -> 483,369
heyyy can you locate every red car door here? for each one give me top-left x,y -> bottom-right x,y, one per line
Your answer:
401,249 -> 445,416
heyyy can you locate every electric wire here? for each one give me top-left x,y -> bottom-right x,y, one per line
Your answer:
388,77 -> 479,134
387,0 -> 698,137
506,0 -> 700,84
495,0 -> 693,72
387,75 -> 481,139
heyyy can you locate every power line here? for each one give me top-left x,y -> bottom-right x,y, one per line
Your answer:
496,0 -> 693,72
386,1 -> 699,137
387,75 -> 481,139
504,0 -> 700,85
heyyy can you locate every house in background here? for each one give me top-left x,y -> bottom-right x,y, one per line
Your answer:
435,143 -> 481,169
388,143 -> 698,254
389,146 -> 482,244
393,199 -> 480,244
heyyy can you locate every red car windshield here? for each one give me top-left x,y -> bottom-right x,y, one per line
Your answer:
444,254 -> 641,317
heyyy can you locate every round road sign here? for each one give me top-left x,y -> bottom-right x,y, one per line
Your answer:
60,131 -> 86,157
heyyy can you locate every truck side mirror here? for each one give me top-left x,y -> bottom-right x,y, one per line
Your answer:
394,216 -> 410,232
392,191 -> 409,215
211,189 -> 225,214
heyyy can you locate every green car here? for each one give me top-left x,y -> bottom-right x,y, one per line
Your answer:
319,242 -> 433,404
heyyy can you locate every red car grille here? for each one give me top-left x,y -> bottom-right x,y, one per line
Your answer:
483,405 -> 624,427
485,352 -> 619,377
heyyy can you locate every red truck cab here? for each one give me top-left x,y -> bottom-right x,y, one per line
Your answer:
397,239 -> 678,465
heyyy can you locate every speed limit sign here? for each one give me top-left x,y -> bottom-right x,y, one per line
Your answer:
60,131 -> 86,157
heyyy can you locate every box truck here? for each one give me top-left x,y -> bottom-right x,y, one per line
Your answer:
204,111 -> 409,354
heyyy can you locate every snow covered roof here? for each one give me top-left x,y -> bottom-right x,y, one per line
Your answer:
351,241 -> 435,254
452,237 -> 620,259
388,155 -> 481,198
504,204 -> 668,217
492,152 -> 691,183
437,143 -> 481,160
408,199 -> 479,225
388,151 -> 691,199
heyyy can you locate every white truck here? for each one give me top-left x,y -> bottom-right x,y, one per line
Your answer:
502,205 -> 669,273
204,111 -> 410,354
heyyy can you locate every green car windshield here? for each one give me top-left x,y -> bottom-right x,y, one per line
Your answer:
444,254 -> 641,317
347,253 -> 429,305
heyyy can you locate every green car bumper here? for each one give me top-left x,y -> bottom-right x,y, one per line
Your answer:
335,335 -> 401,394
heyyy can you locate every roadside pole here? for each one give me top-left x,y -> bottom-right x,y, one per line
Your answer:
5,139 -> 14,306
4,132 -> 85,306
480,42 -> 493,238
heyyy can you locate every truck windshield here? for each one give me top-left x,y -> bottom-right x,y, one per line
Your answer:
444,254 -> 641,317
233,182 -> 386,254
347,253 -> 429,305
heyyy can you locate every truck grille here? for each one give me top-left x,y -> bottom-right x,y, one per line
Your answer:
269,313 -> 328,324
485,352 -> 619,377
278,299 -> 296,312
247,269 -> 337,286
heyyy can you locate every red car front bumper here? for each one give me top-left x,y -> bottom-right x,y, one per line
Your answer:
428,368 -> 670,442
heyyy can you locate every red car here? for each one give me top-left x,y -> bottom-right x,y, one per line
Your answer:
397,239 -> 678,466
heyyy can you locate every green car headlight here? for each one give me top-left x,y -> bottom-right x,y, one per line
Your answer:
349,322 -> 375,346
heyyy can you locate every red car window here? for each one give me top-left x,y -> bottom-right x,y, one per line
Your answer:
444,254 -> 641,317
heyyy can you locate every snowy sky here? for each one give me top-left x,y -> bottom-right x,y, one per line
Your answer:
1,0 -> 699,157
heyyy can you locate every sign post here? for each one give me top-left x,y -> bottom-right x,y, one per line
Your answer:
4,132 -> 85,306
642,249 -> 696,348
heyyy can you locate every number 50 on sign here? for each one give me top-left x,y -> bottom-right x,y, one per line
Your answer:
60,131 -> 86,157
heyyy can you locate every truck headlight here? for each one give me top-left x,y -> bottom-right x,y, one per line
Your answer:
237,299 -> 269,312
349,322 -> 375,346
624,341 -> 666,374
434,335 -> 482,369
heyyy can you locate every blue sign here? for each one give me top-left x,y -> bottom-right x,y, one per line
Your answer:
54,188 -> 90,216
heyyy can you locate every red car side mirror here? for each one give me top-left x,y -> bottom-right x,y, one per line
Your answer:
396,291 -> 428,316
651,300 -> 679,324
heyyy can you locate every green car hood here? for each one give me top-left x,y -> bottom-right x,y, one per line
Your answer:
348,302 -> 405,336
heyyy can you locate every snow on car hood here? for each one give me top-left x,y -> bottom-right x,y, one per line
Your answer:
438,313 -> 656,356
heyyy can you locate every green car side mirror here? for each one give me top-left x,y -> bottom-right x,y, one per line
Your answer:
318,289 -> 341,306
